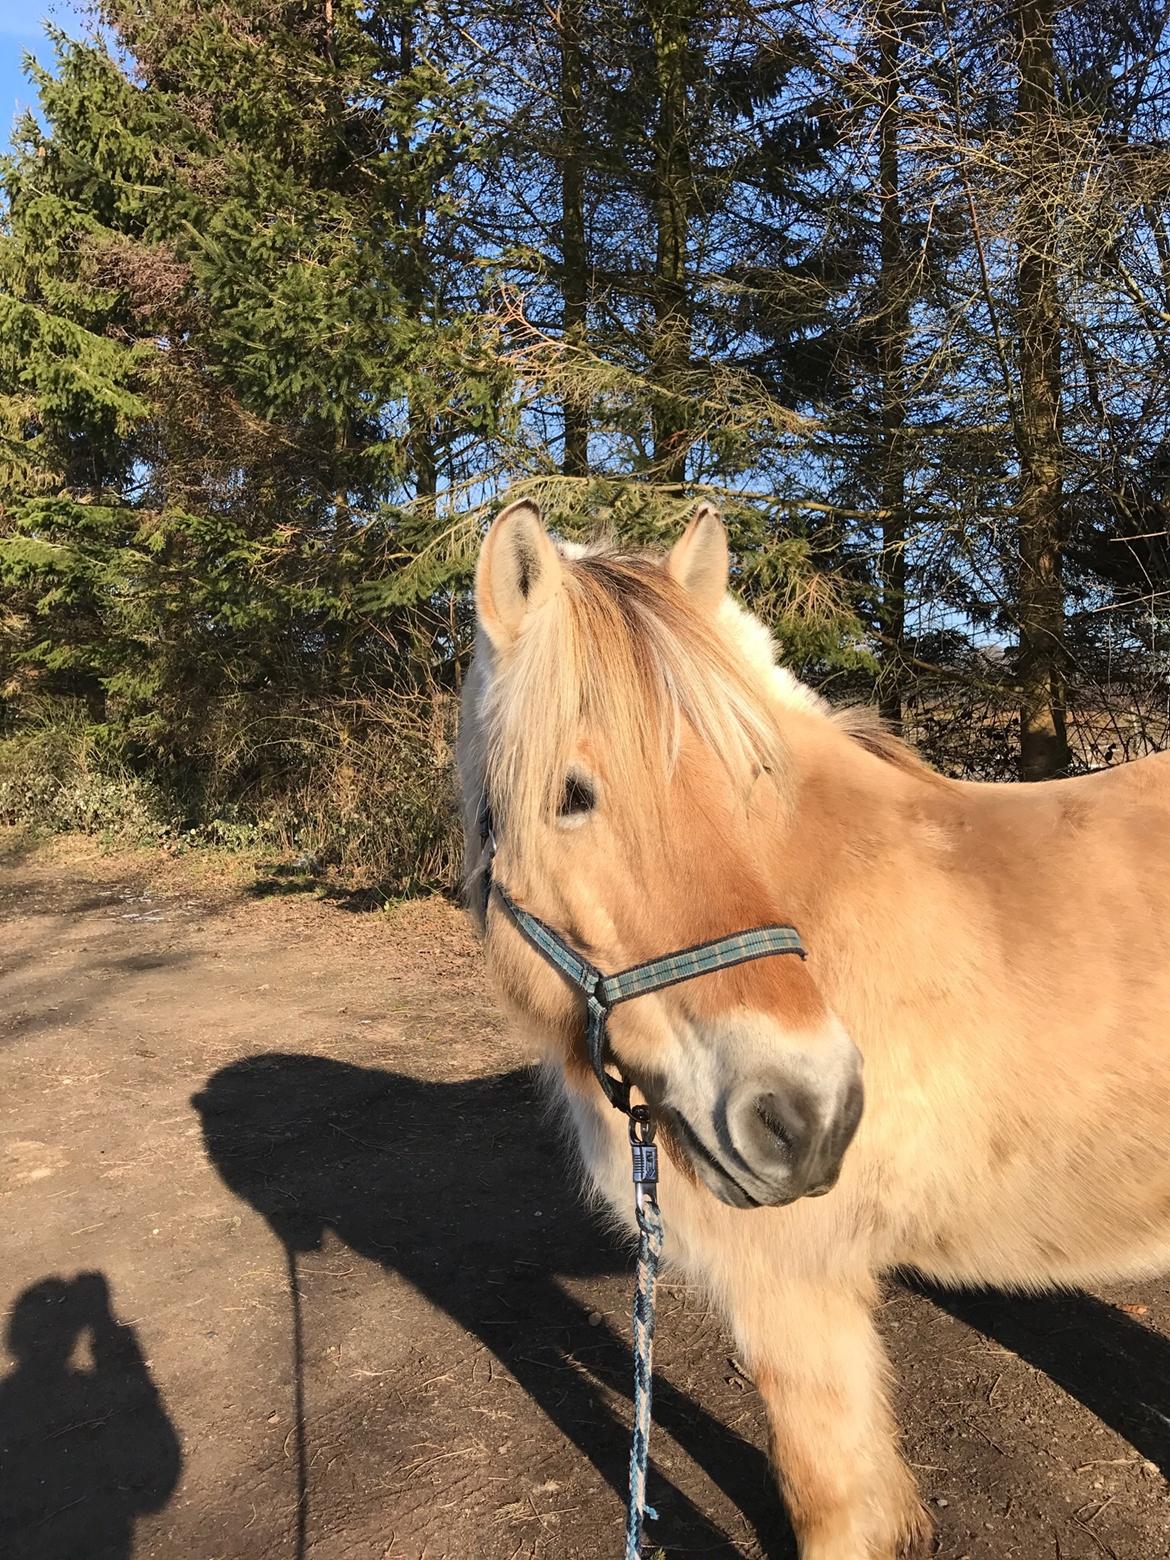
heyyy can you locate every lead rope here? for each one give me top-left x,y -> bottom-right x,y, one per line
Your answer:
626,1105 -> 662,1558
483,835 -> 805,1557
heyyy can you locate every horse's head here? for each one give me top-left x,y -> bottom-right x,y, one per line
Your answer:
457,499 -> 862,1209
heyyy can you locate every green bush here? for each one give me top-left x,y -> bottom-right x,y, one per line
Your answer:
0,702 -> 181,841
0,691 -> 463,893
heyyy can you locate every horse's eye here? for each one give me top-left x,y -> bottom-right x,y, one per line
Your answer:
559,775 -> 595,816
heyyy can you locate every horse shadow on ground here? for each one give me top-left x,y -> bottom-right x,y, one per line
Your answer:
0,1271 -> 181,1560
921,1281 -> 1170,1473
193,1052 -> 791,1557
194,1053 -> 1170,1558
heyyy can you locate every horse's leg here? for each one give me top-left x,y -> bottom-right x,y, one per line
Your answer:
738,1276 -> 929,1560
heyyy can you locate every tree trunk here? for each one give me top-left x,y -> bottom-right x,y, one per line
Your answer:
411,411 -> 437,502
648,0 -> 692,487
559,0 -> 589,479
399,3 -> 437,503
876,0 -> 908,731
1014,0 -> 1070,779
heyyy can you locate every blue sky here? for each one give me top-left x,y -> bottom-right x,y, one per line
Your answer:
1,0 -> 88,142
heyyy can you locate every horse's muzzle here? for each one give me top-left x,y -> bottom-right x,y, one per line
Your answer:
664,1062 -> 864,1209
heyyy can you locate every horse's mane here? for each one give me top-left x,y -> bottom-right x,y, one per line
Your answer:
480,543 -> 936,852
831,704 -> 939,778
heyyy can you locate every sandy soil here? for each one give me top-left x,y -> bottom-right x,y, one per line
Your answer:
3,829 -> 1170,1560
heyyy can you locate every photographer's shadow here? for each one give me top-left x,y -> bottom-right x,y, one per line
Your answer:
194,1053 -> 790,1557
0,1272 -> 181,1560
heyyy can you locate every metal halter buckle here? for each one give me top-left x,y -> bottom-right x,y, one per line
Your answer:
629,1104 -> 659,1212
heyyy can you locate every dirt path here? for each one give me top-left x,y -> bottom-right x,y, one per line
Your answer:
3,831 -> 1170,1560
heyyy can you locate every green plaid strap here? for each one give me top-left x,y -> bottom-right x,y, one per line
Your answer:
493,883 -> 806,1114
494,885 -> 602,996
600,925 -> 806,1005
494,884 -> 623,1107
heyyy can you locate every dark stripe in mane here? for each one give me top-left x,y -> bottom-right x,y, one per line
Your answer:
834,707 -> 940,778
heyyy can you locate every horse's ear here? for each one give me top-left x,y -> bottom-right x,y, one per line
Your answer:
667,503 -> 729,606
476,499 -> 564,648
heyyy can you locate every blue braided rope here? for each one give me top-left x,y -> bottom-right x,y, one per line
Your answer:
625,1196 -> 665,1559
487,875 -> 801,1555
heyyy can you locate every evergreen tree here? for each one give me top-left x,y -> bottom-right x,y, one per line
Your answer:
7,0 -> 1170,865
1,0 -> 508,767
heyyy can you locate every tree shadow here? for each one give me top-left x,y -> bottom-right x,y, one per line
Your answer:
921,1280 -> 1170,1473
1,941 -> 197,1046
245,869 -> 459,913
0,1271 -> 182,1560
193,1053 -> 791,1558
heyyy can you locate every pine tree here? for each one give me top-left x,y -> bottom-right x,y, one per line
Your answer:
1,0 -> 509,773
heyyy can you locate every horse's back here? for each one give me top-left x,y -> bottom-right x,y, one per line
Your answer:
951,747 -> 1170,945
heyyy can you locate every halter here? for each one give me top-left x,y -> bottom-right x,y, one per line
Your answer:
478,803 -> 806,1557
480,808 -> 806,1120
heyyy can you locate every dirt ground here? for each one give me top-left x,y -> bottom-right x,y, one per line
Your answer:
4,830 -> 1170,1560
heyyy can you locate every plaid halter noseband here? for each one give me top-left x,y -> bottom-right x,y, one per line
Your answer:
479,806 -> 807,1119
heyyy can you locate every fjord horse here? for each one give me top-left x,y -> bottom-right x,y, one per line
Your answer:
456,499 -> 1170,1559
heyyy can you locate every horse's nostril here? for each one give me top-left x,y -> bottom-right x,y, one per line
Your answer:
732,1072 -> 861,1202
754,1093 -> 797,1155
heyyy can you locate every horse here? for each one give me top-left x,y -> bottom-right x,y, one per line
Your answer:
455,497 -> 1170,1560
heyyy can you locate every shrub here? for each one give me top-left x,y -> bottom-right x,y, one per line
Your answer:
0,690 -> 463,894
0,702 -> 181,841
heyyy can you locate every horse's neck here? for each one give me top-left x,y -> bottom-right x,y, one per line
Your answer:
767,705 -> 949,986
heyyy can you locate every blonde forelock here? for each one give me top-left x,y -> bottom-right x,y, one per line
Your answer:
482,548 -> 783,856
